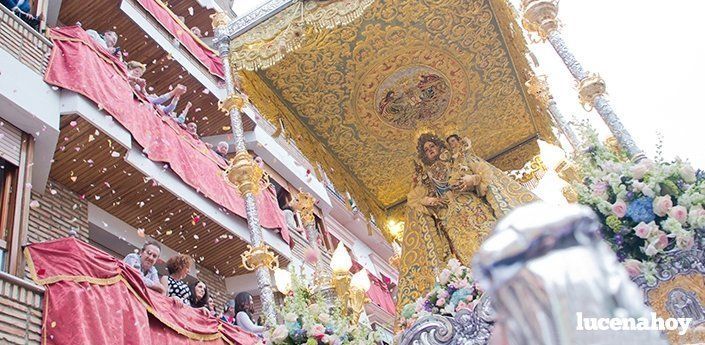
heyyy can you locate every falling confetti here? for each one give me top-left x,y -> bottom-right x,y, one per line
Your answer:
137,228 -> 145,237
29,200 -> 40,209
111,151 -> 120,158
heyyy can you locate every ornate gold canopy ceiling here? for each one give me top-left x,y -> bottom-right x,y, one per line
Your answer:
240,0 -> 554,217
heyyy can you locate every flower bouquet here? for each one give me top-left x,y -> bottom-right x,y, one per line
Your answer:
398,259 -> 483,330
266,269 -> 379,345
575,130 -> 705,282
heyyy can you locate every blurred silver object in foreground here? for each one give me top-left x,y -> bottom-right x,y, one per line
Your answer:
474,202 -> 666,345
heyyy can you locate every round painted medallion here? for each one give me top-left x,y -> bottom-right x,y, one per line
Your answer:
352,47 -> 473,137
373,65 -> 451,129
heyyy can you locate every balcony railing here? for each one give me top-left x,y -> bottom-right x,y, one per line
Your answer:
0,271 -> 44,344
0,5 -> 52,75
254,114 -> 317,175
289,225 -> 332,275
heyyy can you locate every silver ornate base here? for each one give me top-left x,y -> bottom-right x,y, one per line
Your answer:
399,295 -> 494,345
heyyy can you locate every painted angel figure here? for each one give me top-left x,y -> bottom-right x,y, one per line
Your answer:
396,133 -> 537,310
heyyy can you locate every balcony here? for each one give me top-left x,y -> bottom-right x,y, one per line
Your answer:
0,5 -> 51,76
0,271 -> 43,344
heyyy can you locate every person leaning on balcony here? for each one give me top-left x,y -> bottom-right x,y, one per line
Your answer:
161,254 -> 193,305
220,299 -> 236,324
123,240 -> 165,294
149,85 -> 187,115
234,292 -> 265,335
189,280 -> 210,309
207,297 -> 219,318
126,61 -> 148,93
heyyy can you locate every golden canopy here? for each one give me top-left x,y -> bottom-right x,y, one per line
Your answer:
236,0 -> 556,234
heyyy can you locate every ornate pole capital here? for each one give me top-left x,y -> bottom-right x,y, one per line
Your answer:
293,191 -> 316,228
218,93 -> 247,113
525,74 -> 552,107
224,151 -> 264,196
210,12 -> 230,30
241,244 -> 280,271
577,73 -> 607,111
521,0 -> 560,41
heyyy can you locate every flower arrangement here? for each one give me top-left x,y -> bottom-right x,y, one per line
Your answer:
398,259 -> 483,330
575,129 -> 705,281
266,268 -> 379,345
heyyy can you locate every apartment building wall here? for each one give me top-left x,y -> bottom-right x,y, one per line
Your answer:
27,180 -> 89,245
0,274 -> 42,344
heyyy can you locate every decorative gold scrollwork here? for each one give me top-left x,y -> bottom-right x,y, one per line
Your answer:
293,191 -> 316,227
525,75 -> 552,108
241,244 -> 280,271
210,12 -> 230,30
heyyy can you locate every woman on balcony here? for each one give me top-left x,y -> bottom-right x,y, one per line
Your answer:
188,280 -> 210,309
234,292 -> 265,335
160,254 -> 192,305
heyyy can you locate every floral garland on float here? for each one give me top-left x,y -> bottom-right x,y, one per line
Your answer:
397,259 -> 483,330
574,128 -> 705,284
265,267 -> 380,345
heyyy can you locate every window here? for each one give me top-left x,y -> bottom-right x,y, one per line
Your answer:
0,158 -> 18,272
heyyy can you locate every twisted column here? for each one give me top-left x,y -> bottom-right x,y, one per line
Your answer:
213,13 -> 277,327
522,0 -> 645,161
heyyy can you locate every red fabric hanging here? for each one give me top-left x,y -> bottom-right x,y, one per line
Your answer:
25,238 -> 261,345
43,26 -> 289,243
350,260 -> 396,315
134,0 -> 224,78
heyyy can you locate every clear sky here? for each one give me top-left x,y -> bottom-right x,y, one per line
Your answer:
526,0 -> 705,167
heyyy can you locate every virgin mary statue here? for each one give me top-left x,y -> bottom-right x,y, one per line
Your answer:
396,133 -> 537,309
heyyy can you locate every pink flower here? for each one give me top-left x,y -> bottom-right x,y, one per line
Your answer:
436,298 -> 446,307
649,230 -> 669,250
612,199 -> 627,218
634,221 -> 658,239
304,247 -> 319,265
310,324 -> 326,337
455,278 -> 469,289
623,259 -> 643,277
652,196 -> 673,217
668,205 -> 688,224
592,181 -> 608,196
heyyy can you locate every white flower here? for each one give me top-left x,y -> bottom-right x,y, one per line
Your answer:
284,312 -> 297,323
441,303 -> 455,315
438,269 -> 451,285
318,313 -> 331,324
270,325 -> 289,343
679,161 -> 697,183
688,204 -> 705,229
447,259 -> 461,271
643,242 -> 659,256
661,217 -> 683,234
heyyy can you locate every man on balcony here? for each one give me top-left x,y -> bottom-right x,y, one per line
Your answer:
123,240 -> 165,293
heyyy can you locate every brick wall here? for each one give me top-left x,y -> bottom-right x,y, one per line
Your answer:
196,265 -> 229,311
27,180 -> 89,244
0,275 -> 42,344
